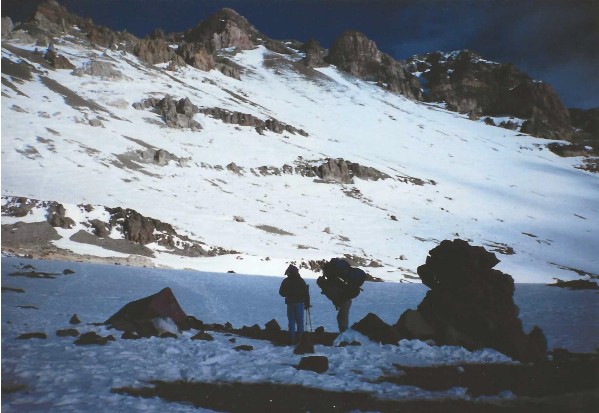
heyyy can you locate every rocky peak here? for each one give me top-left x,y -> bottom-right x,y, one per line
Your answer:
184,8 -> 291,54
184,8 -> 259,52
325,31 -> 422,100
25,0 -> 137,48
405,50 -> 572,140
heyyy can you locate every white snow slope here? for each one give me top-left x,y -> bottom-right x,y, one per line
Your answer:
2,35 -> 599,282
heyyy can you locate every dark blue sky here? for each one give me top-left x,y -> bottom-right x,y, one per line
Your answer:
4,0 -> 598,109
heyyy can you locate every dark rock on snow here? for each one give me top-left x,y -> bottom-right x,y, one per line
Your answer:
397,239 -> 547,363
264,319 -> 281,332
56,328 -> 80,337
191,332 -> 214,341
17,332 -> 47,340
69,314 -> 81,325
294,333 -> 315,355
105,287 -> 190,336
234,345 -> 254,351
351,313 -> 400,345
74,331 -> 115,345
298,356 -> 329,373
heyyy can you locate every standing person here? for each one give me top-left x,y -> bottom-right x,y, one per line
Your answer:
279,264 -> 310,344
336,298 -> 352,332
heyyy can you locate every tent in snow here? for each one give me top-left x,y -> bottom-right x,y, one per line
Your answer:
105,287 -> 190,335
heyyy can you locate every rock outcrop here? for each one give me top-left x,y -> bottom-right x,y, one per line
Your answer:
395,239 -> 547,363
405,50 -> 572,140
314,158 -> 391,184
300,38 -> 326,68
199,107 -> 308,136
44,43 -> 74,69
326,31 -> 422,100
134,96 -> 202,130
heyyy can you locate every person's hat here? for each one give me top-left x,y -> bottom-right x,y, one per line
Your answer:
285,264 -> 299,276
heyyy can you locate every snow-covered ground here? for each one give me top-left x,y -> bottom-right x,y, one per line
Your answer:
2,256 -> 598,412
2,35 -> 598,283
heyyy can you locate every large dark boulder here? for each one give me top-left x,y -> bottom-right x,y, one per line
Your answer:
325,31 -> 422,100
105,287 -> 190,336
398,239 -> 547,363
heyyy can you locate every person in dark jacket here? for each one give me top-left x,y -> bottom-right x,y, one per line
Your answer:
279,264 -> 310,344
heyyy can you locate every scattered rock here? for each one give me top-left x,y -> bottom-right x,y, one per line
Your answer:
72,60 -> 124,79
293,333 -> 315,355
56,328 -> 80,337
2,286 -> 25,293
74,332 -> 115,345
160,332 -> 178,339
63,269 -> 75,275
121,331 -> 140,340
264,319 -> 281,332
17,332 -> 47,340
44,43 -> 75,69
187,316 -> 204,331
69,314 -> 81,325
351,313 -> 399,345
233,345 -> 254,351
298,356 -> 329,373
191,332 -> 214,341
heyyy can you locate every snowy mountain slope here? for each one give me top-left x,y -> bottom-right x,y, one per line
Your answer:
2,31 -> 598,282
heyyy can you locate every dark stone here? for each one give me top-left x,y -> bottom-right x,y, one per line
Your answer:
351,313 -> 400,345
264,319 -> 281,332
105,287 -> 189,333
121,331 -> 140,340
69,314 -> 81,325
47,202 -> 75,229
17,332 -> 47,340
191,332 -> 214,341
56,328 -> 79,337
395,309 -> 436,341
63,269 -> 75,275
294,333 -> 315,355
241,324 -> 261,337
298,356 -> 329,373
229,338 -> 236,343
414,239 -> 547,363
74,332 -> 114,345
233,345 -> 254,351
160,332 -> 178,339
90,219 -> 110,238
300,38 -> 326,68
187,316 -> 204,331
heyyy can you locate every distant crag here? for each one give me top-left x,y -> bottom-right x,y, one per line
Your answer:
404,51 -> 572,140
395,239 -> 547,363
325,31 -> 422,100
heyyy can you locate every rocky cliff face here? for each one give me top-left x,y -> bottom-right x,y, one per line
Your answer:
405,50 -> 572,140
325,31 -> 422,100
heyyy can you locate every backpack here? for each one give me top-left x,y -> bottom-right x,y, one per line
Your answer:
318,258 -> 367,305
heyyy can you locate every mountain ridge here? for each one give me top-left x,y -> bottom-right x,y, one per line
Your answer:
2,1 -> 598,282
